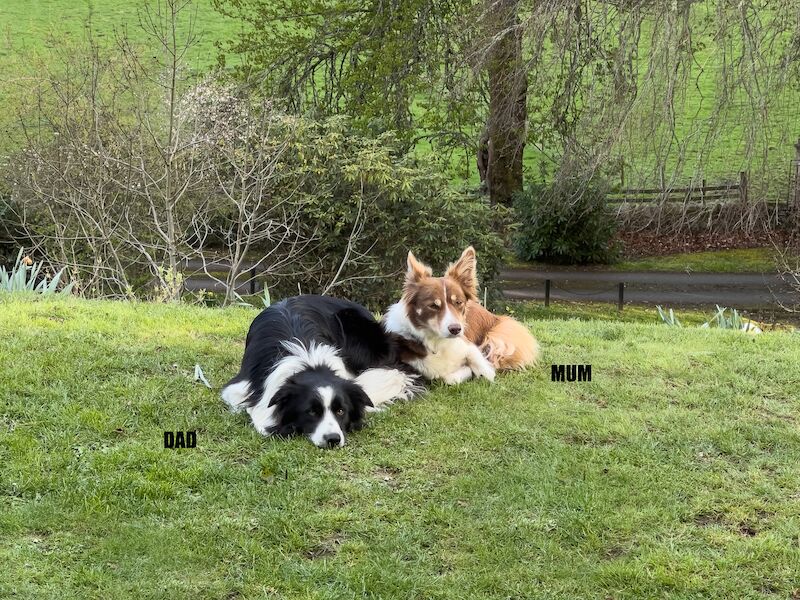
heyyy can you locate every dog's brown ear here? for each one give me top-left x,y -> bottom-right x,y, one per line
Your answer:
405,251 -> 432,286
445,246 -> 478,299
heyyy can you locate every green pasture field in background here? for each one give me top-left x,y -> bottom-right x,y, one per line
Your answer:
1,0 -> 798,191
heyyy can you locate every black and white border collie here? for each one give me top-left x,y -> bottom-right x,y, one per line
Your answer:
222,295 -> 421,448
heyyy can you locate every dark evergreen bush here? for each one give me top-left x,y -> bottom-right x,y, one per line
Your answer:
0,195 -> 20,268
513,178 -> 619,264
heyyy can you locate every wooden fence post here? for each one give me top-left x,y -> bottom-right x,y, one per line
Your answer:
248,267 -> 256,295
545,279 -> 551,308
617,282 -> 624,312
701,178 -> 706,206
794,139 -> 800,209
739,171 -> 748,204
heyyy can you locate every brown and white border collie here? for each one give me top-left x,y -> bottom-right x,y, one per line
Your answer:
383,246 -> 540,384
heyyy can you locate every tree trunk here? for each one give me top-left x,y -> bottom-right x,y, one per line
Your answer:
477,127 -> 490,194
485,0 -> 527,205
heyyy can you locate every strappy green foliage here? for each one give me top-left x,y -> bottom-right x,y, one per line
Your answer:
0,250 -> 73,295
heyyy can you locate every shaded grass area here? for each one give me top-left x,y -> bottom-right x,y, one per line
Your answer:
2,295 -> 799,598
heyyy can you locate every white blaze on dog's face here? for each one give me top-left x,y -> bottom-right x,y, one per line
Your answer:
308,386 -> 346,448
403,247 -> 479,339
264,370 -> 374,449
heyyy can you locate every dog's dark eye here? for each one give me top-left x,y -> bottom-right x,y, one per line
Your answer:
308,408 -> 320,417
334,408 -> 345,416
428,303 -> 439,310
454,300 -> 463,306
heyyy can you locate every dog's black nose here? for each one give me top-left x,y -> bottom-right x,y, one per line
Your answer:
323,433 -> 341,448
448,324 -> 462,336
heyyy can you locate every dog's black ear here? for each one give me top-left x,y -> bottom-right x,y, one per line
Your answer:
344,382 -> 374,409
267,385 -> 294,408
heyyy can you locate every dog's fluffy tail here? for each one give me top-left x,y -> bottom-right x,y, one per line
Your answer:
355,368 -> 424,410
480,316 -> 540,370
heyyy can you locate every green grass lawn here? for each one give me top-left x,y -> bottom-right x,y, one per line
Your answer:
615,248 -> 778,274
510,247 -> 778,274
507,300 -> 715,328
2,295 -> 799,598
0,0 -> 236,148
0,0 -> 231,68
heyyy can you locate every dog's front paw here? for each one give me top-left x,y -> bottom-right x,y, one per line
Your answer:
476,363 -> 496,382
443,366 -> 474,385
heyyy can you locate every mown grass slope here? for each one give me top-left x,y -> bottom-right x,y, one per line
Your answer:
614,248 -> 778,274
1,296 -> 799,599
509,248 -> 779,274
1,0 -> 230,67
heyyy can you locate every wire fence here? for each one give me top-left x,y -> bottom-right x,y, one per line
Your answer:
544,279 -> 625,310
513,277 -> 791,309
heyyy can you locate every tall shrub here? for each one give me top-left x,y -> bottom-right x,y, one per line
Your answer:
258,118 -> 510,308
513,178 -> 619,264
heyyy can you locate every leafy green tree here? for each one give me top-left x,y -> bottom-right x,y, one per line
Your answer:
212,0 -> 470,142
212,0 -> 530,203
214,0 -> 800,219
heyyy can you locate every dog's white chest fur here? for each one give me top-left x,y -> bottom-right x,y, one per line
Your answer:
407,336 -> 470,381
